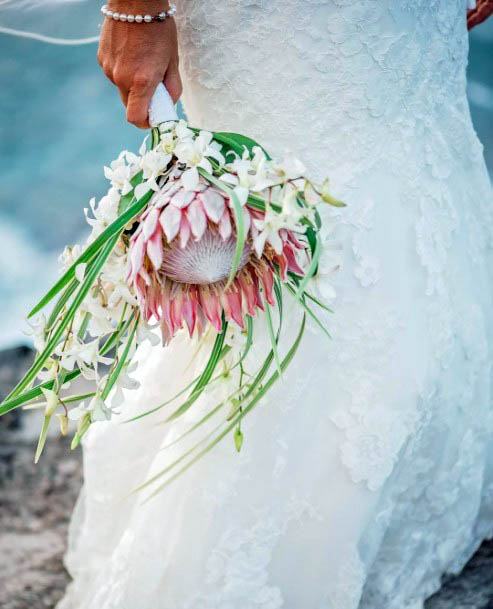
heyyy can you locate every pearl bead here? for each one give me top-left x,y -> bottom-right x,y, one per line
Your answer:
100,3 -> 176,24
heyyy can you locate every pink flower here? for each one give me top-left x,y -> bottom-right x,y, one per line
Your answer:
127,177 -> 308,343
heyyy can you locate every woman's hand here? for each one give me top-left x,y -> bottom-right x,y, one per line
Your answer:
468,0 -> 493,29
97,0 -> 182,128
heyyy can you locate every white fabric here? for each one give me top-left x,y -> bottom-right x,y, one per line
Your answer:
149,83 -> 178,126
58,1 -> 493,608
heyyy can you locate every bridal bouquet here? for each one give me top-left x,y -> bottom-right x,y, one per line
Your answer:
0,91 -> 342,486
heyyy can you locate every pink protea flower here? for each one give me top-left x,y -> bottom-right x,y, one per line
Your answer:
127,177 -> 307,343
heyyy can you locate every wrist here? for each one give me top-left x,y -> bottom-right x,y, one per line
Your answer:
107,1 -> 170,11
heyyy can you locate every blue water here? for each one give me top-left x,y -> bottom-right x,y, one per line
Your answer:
0,5 -> 492,347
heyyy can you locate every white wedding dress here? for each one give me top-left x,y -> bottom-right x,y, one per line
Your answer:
58,2 -> 493,608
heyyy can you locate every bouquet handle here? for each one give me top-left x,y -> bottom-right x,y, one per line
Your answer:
149,83 -> 179,127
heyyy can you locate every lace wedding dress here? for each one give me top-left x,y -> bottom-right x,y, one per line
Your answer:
58,1 -> 493,608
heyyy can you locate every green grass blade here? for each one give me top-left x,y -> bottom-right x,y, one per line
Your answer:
265,302 -> 281,376
0,314 -> 134,416
295,231 -> 321,299
127,316 -> 254,423
143,315 -> 306,498
34,415 -> 52,464
9,234 -> 120,400
286,285 -> 332,340
101,316 -> 138,400
165,320 -> 228,422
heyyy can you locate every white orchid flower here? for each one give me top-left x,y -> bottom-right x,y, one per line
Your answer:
274,155 -> 306,181
26,314 -> 47,352
40,387 -> 60,416
104,155 -> 133,194
68,400 -> 90,422
140,148 -> 172,180
89,395 -> 112,422
175,129 -> 225,191
57,336 -> 112,374
253,207 -> 285,257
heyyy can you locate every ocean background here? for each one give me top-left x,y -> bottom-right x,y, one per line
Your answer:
0,3 -> 492,348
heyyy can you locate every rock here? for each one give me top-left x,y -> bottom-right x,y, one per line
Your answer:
0,346 -> 82,609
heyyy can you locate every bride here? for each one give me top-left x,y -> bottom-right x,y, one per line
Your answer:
53,1 -> 493,608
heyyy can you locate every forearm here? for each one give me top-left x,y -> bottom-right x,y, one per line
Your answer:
97,0 -> 181,128
468,0 -> 493,29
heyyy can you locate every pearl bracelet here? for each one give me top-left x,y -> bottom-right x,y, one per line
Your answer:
101,3 -> 176,23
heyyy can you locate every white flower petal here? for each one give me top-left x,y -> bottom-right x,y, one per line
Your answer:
75,263 -> 87,283
233,186 -> 249,207
181,167 -> 199,191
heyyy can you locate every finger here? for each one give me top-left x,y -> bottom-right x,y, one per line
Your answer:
126,75 -> 161,129
164,61 -> 183,104
118,86 -> 129,107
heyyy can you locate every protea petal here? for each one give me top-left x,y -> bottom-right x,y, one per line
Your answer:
286,230 -> 305,250
170,188 -> 195,209
187,199 -> 207,240
199,189 -> 225,223
223,285 -> 244,329
277,252 -> 288,281
146,227 -> 164,271
259,264 -> 275,306
179,215 -> 192,249
181,293 -> 196,337
142,207 -> 160,239
238,272 -> 257,317
200,287 -> 223,332
160,204 -> 182,243
160,280 -> 175,343
283,243 -> 305,276
170,286 -> 184,334
248,267 -> 264,311
218,210 -> 232,241
129,232 -> 145,281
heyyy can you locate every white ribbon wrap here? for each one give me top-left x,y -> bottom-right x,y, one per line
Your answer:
148,83 -> 179,126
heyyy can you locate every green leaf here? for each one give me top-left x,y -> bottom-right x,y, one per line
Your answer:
211,131 -> 271,159
127,316 -> 254,423
70,413 -> 91,450
101,316 -> 138,400
265,301 -> 281,376
142,315 -> 306,498
287,284 -> 332,340
165,319 -> 228,422
118,170 -> 144,214
34,415 -> 52,464
8,234 -> 120,400
0,314 -> 135,417
295,231 -> 321,299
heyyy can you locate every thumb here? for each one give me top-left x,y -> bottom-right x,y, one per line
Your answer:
127,75 -> 161,129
